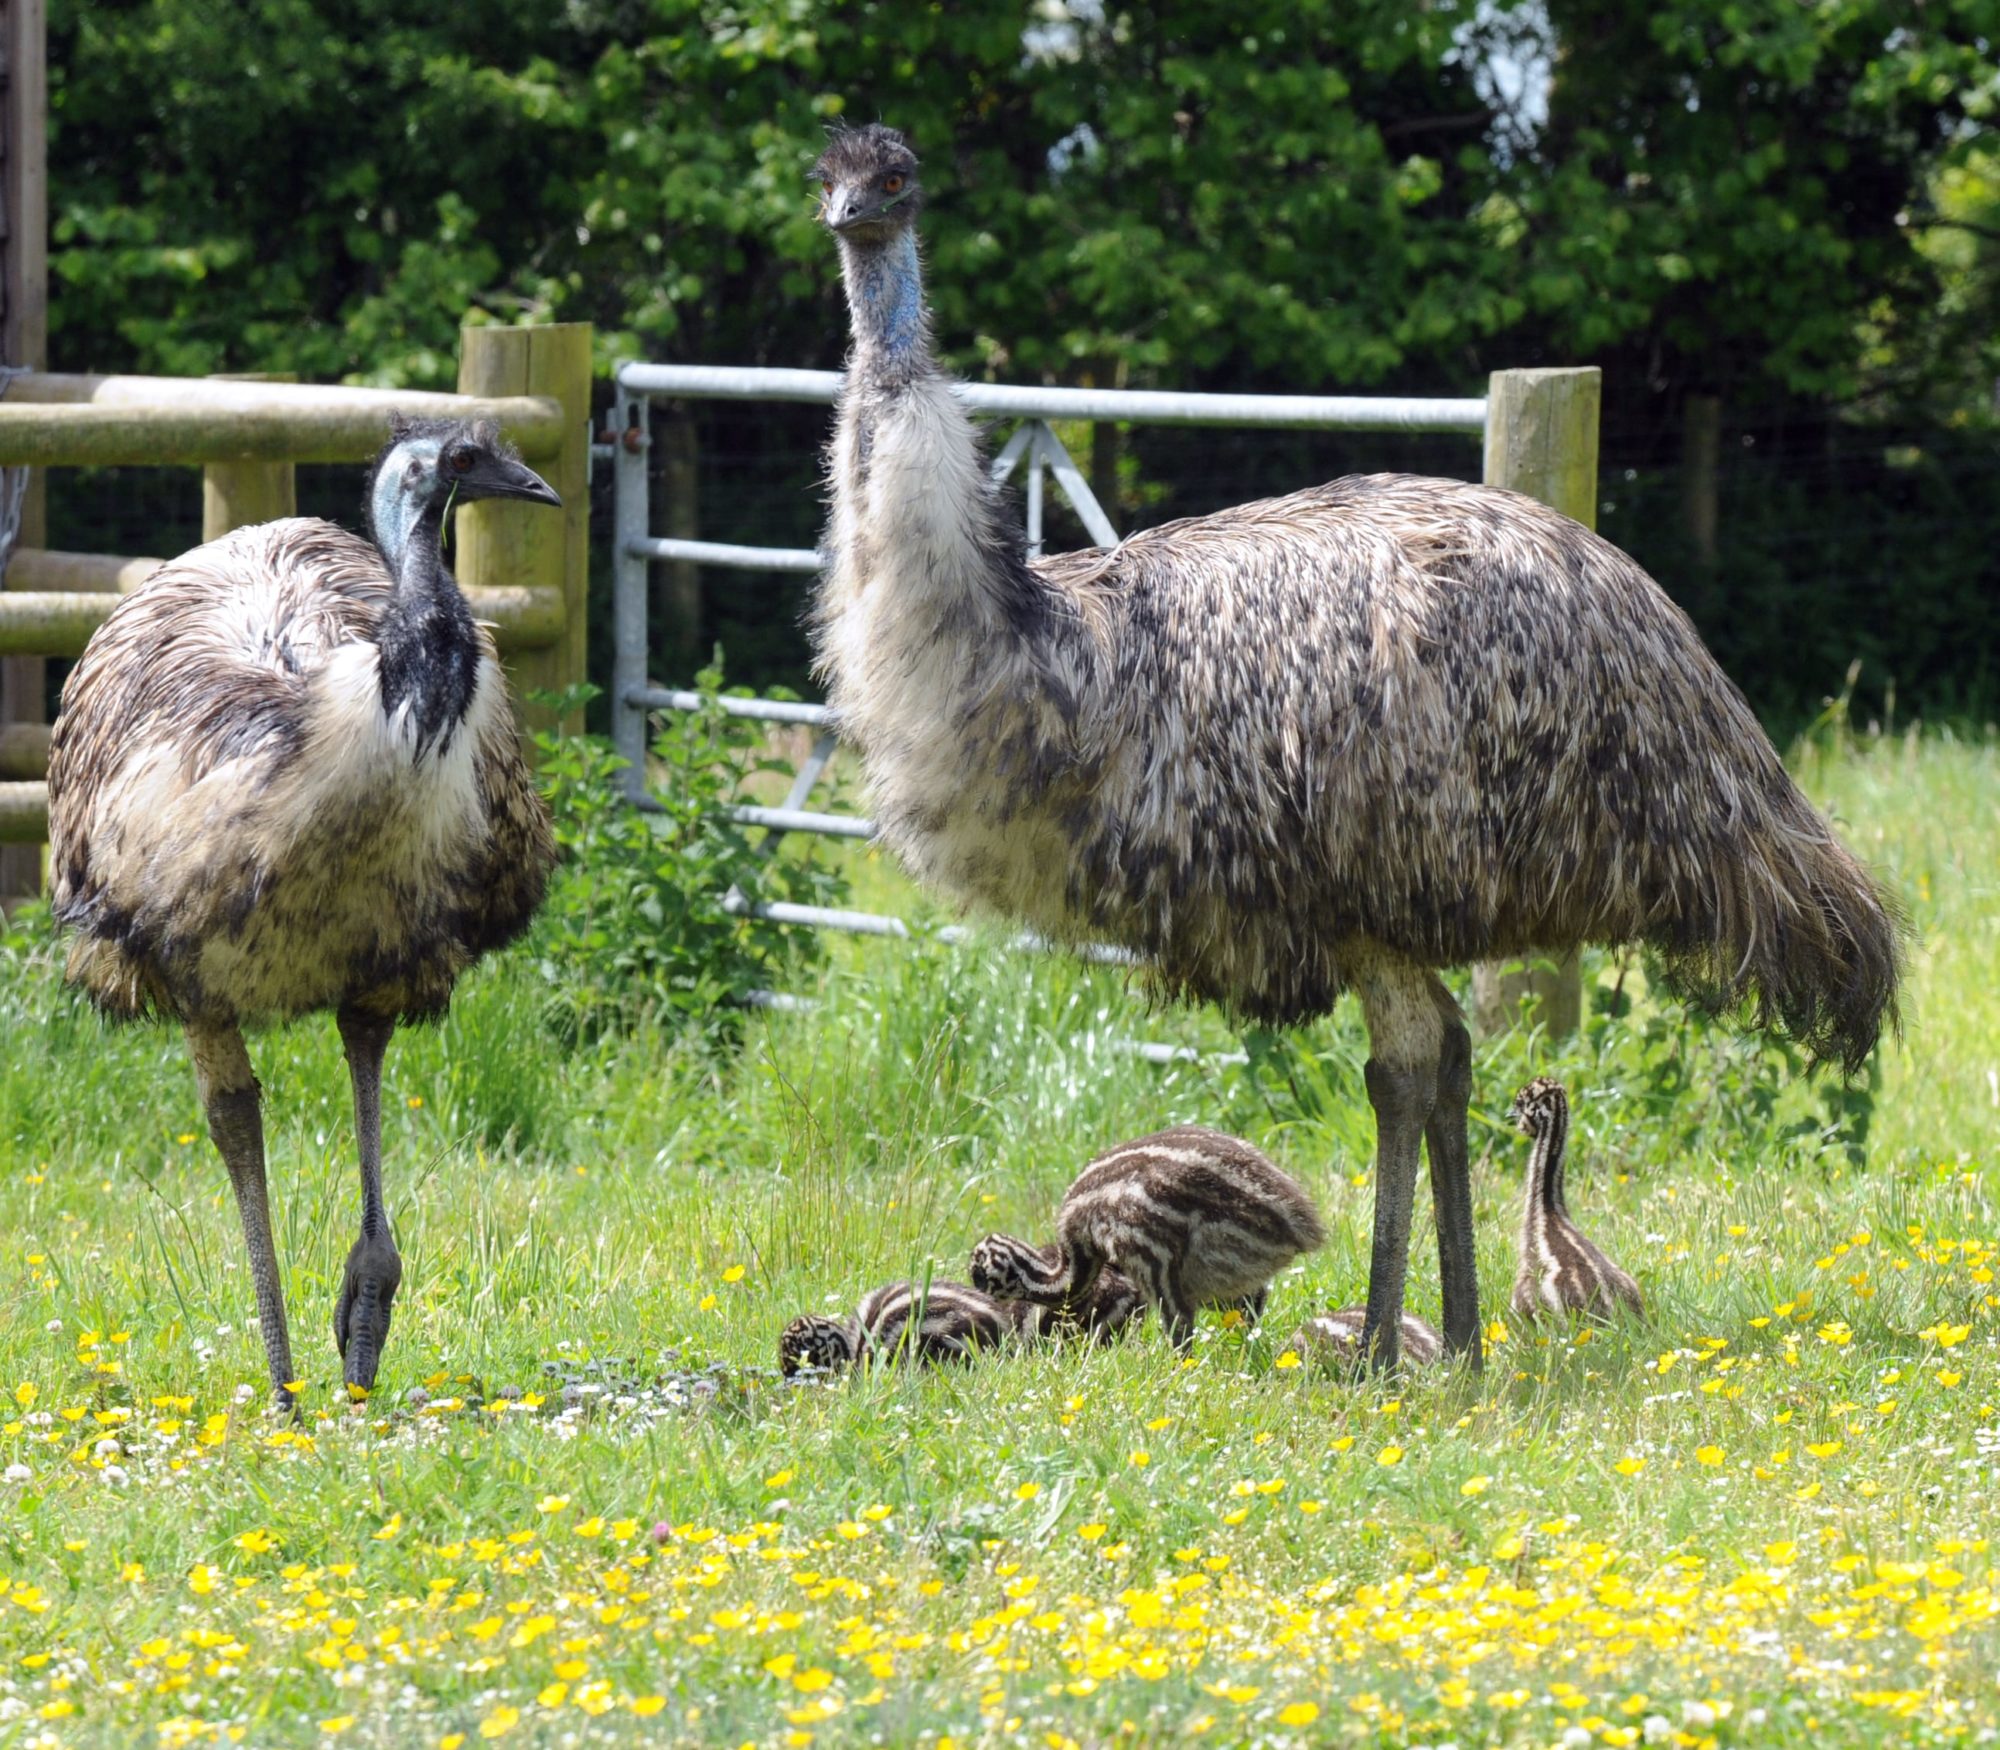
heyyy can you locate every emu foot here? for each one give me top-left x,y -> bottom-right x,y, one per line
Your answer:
334,1232 -> 403,1397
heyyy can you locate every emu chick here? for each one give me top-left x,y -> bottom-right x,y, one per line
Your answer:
780,1280 -> 1007,1376
1287,1307 -> 1443,1369
1509,1077 -> 1643,1320
970,1126 -> 1326,1349
779,1269 -> 1143,1377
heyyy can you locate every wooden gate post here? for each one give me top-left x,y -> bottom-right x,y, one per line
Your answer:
454,322 -> 591,740
203,372 -> 297,540
1471,366 -> 1601,1040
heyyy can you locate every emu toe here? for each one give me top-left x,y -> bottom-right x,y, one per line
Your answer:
334,1233 -> 403,1396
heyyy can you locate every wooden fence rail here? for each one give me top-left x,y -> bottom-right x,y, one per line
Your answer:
0,576 -> 567,658
0,323 -> 593,872
0,373 -> 566,464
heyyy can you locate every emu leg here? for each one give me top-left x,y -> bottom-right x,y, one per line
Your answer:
188,1023 -> 296,1411
1349,943 -> 1444,1371
1424,996 -> 1483,1367
334,1010 -> 402,1397
1234,1288 -> 1268,1328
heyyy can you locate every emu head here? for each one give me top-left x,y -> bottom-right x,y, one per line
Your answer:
368,415 -> 562,568
967,1233 -> 1038,1301
813,123 -> 922,243
779,1314 -> 856,1377
1509,1075 -> 1568,1138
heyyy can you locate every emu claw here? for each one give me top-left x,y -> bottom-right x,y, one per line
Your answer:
334,1232 -> 403,1393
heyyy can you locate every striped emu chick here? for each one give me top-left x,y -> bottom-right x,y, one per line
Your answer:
1509,1078 -> 1643,1320
970,1127 -> 1326,1349
1286,1308 -> 1443,1369
1004,1265 -> 1146,1344
779,1279 -> 1010,1376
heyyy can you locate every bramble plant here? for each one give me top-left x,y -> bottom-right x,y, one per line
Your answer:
527,663 -> 848,1045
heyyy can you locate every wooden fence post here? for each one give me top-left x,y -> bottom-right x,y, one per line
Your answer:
1471,365 -> 1602,1040
203,372 -> 297,541
0,0 -> 47,904
455,322 -> 591,741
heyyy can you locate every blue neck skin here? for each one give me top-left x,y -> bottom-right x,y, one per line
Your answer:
843,228 -> 927,372
370,441 -> 441,575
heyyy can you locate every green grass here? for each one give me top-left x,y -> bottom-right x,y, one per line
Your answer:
0,726 -> 1996,1748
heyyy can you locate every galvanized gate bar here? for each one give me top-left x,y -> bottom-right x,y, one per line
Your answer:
617,362 -> 1487,433
630,686 -> 833,727
629,535 -> 821,572
1031,423 -> 1119,548
728,804 -> 874,839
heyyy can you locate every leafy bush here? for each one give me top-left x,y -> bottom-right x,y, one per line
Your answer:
527,664 -> 850,1047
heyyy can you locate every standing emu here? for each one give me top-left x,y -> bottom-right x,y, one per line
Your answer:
808,123 -> 1902,1370
47,418 -> 560,1406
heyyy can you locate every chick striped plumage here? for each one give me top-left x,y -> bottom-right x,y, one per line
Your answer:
1286,1307 -> 1443,1368
1509,1077 -> 1643,1320
971,1126 -> 1325,1348
778,1272 -> 1142,1376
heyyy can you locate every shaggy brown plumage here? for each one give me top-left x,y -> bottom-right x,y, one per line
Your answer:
811,123 -> 1902,1370
50,522 -> 549,1026
970,1126 -> 1327,1349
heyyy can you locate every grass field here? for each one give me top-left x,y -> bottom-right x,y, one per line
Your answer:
0,722 -> 1995,1748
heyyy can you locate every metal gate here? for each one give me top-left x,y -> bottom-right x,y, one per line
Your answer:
606,364 -> 1492,1045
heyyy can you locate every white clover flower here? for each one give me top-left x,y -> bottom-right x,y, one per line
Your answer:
3,1463 -> 30,1484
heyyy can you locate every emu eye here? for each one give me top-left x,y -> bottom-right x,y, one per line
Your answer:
448,449 -> 474,476
821,179 -> 833,195
883,174 -> 905,194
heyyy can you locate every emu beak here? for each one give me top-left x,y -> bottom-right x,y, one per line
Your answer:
823,185 -> 882,234
458,453 -> 562,508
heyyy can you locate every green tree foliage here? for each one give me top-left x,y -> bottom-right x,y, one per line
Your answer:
42,2 -> 2000,717
50,0 -> 1995,408
1508,0 -> 2000,404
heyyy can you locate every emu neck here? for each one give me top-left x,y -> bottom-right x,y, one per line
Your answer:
1524,1107 -> 1570,1223
371,467 -> 425,575
374,497 -> 479,756
839,229 -> 930,382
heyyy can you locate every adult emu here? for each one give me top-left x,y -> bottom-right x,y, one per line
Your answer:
809,123 -> 1901,1369
48,418 -> 560,1405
